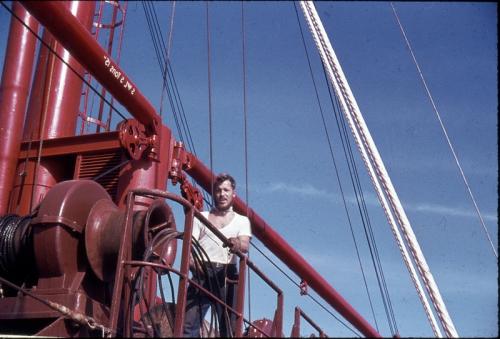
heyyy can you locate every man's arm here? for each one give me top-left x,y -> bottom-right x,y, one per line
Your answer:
189,216 -> 203,272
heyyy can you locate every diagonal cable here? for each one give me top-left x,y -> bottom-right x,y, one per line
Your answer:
391,2 -> 497,258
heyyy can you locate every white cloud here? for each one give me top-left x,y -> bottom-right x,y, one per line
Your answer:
265,182 -> 334,198
251,182 -> 498,223
405,202 -> 497,222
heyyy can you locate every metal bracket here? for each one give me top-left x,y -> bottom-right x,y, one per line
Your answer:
300,280 -> 308,296
31,215 -> 83,233
117,119 -> 158,160
169,141 -> 203,210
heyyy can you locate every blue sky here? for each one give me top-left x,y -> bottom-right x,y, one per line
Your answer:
0,1 -> 497,337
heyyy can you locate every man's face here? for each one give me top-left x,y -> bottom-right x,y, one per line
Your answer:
214,180 -> 235,211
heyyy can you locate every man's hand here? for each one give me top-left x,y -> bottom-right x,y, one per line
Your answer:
228,237 -> 241,253
227,236 -> 250,254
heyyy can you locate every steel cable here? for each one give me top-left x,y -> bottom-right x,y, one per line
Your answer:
334,89 -> 400,334
0,274 -> 113,336
132,228 -> 180,337
299,2 -> 454,336
141,1 -> 211,206
249,240 -> 361,337
158,1 -> 175,118
206,2 -> 214,204
240,1 -> 253,323
390,3 -> 497,259
293,1 -> 384,333
326,70 -> 400,335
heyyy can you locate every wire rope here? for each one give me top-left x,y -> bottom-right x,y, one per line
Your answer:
159,1 -> 176,118
240,1 -> 253,323
249,241 -> 361,337
295,1 -> 404,335
206,2 -> 214,204
326,71 -> 400,335
142,2 -> 184,145
0,275 -> 113,336
30,39 -> 55,213
151,3 -> 213,206
292,1 -> 383,333
299,2 -> 453,336
390,2 -> 497,259
92,159 -> 131,181
141,1 -> 211,206
141,2 -> 215,208
335,90 -> 399,334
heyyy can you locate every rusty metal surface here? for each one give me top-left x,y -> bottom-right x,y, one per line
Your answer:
135,302 -> 176,337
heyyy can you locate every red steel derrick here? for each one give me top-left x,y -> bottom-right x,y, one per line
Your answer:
0,1 -> 381,337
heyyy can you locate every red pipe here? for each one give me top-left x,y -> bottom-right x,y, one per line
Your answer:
23,1 -> 95,140
185,155 -> 380,337
19,2 -> 381,336
18,1 -> 95,212
0,2 -> 39,214
20,1 -> 161,136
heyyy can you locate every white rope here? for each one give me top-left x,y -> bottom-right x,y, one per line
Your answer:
299,2 -> 459,337
298,3 -> 441,337
390,3 -> 497,259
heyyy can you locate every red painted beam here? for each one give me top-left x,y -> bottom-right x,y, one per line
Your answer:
19,1 -> 160,136
185,155 -> 381,338
18,132 -> 121,159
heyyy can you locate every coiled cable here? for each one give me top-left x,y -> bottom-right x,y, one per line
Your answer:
0,214 -> 33,281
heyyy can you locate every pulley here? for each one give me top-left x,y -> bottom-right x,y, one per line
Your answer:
85,191 -> 177,282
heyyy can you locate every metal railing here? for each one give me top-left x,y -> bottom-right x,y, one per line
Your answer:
291,306 -> 327,338
109,188 -> 284,337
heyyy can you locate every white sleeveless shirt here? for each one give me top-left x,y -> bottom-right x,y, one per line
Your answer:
192,211 -> 252,264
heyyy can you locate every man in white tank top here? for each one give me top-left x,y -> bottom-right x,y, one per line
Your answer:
183,173 -> 251,337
